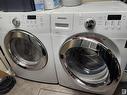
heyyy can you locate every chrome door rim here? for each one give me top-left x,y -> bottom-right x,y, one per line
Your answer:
59,32 -> 121,90
4,29 -> 48,70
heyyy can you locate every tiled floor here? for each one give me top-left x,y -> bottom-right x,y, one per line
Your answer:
5,77 -> 127,95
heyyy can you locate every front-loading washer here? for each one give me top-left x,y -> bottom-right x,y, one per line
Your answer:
0,12 -> 58,83
51,1 -> 127,95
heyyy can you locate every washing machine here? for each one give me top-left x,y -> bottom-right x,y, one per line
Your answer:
0,12 -> 58,83
51,1 -> 127,95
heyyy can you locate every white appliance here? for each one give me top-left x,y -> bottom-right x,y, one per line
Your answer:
51,1 -> 127,95
0,12 -> 58,83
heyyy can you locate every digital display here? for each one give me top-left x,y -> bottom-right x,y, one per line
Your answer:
108,15 -> 121,20
27,15 -> 36,19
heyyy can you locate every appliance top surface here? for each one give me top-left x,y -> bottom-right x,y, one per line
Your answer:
0,10 -> 53,15
52,1 -> 127,13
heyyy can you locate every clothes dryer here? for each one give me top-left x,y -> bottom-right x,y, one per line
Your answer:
0,12 -> 57,83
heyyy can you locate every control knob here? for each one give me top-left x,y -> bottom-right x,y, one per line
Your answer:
12,18 -> 20,27
85,18 -> 96,30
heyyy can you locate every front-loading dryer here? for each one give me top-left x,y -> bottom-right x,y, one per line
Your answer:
51,1 -> 127,95
0,12 -> 58,83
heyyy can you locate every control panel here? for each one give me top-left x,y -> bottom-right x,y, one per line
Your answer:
1,13 -> 50,33
78,13 -> 127,32
103,15 -> 124,31
11,14 -> 46,28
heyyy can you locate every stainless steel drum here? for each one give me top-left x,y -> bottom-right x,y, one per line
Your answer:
4,29 -> 48,70
59,32 -> 121,90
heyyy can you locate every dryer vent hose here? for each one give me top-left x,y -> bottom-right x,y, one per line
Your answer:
0,76 -> 16,94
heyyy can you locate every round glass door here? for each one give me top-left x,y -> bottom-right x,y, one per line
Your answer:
4,29 -> 48,70
59,32 -> 121,88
